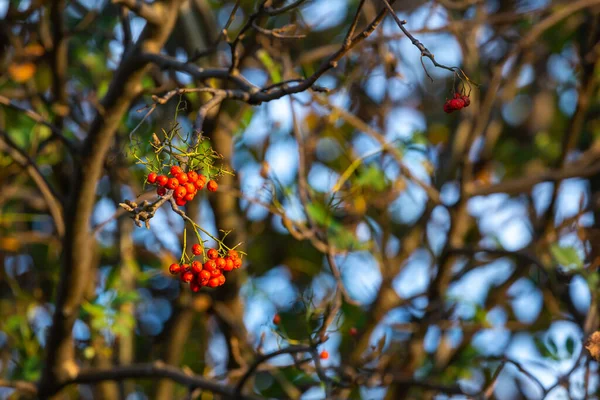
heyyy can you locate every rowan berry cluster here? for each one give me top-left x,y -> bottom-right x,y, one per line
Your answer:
443,92 -> 471,113
169,247 -> 242,291
147,165 -> 218,207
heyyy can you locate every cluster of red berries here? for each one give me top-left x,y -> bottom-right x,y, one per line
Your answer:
147,165 -> 219,207
168,246 -> 242,291
443,92 -> 470,113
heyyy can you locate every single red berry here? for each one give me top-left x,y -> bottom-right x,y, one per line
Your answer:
170,165 -> 183,176
174,186 -> 187,199
449,98 -> 464,110
443,101 -> 454,114
176,173 -> 188,184
207,180 -> 218,192
215,257 -> 226,269
181,270 -> 194,283
187,171 -> 198,183
194,179 -> 205,190
167,177 -> 179,190
223,257 -> 234,271
191,261 -> 202,274
233,257 -> 242,269
190,280 -> 201,292
197,173 -> 207,183
208,277 -> 220,288
228,249 -> 239,259
157,187 -> 167,196
204,260 -> 217,272
157,175 -> 168,186
199,270 -> 211,282
207,248 -> 219,260
462,95 -> 470,107
147,172 -> 158,183
192,244 -> 202,256
184,193 -> 195,202
320,350 -> 329,360
349,327 -> 358,336
273,314 -> 281,325
169,263 -> 181,275
185,183 -> 196,195
210,268 -> 222,278
175,198 -> 187,207
218,275 -> 226,285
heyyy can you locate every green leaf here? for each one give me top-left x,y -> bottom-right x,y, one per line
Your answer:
565,336 -> 575,355
550,244 -> 583,270
256,49 -> 281,83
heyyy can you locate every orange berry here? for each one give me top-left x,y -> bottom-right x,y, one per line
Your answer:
218,275 -> 226,285
192,244 -> 202,255
319,350 -> 329,360
170,165 -> 183,176
228,249 -> 239,259
233,257 -> 242,269
273,314 -> 281,325
167,177 -> 179,190
174,186 -> 187,198
175,172 -> 188,184
191,261 -> 202,274
156,175 -> 168,186
207,248 -> 219,260
199,270 -> 211,283
187,171 -> 198,182
207,180 -> 218,192
204,260 -> 217,272
194,179 -> 205,190
147,172 -> 157,183
184,193 -> 195,202
181,270 -> 194,283
215,257 -> 226,269
175,198 -> 187,206
223,258 -> 234,271
168,263 -> 181,275
208,277 -> 220,288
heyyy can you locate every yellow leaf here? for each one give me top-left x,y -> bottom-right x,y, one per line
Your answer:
8,62 -> 36,83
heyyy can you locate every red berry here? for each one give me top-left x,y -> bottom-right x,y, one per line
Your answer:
194,179 -> 205,190
197,174 -> 207,183
169,263 -> 181,275
181,270 -> 194,283
187,171 -> 198,183
167,177 -> 179,190
349,327 -> 358,336
207,248 -> 219,260
223,258 -> 234,271
215,257 -> 226,269
449,98 -> 464,110
174,186 -> 187,199
462,95 -> 470,107
233,257 -> 242,269
191,261 -> 202,273
175,198 -> 187,206
204,260 -> 217,272
157,187 -> 167,196
228,249 -> 239,259
147,172 -> 157,183
319,350 -> 329,360
185,183 -> 196,194
218,275 -> 226,285
273,314 -> 281,325
192,244 -> 202,256
157,175 -> 168,186
453,92 -> 461,99
176,173 -> 188,184
208,277 -> 220,288
443,102 -> 454,113
170,165 -> 183,176
207,180 -> 218,192
210,268 -> 222,278
190,280 -> 201,292
184,193 -> 195,202
199,270 -> 211,282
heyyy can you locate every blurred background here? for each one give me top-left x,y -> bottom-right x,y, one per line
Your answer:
1,0 -> 600,399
